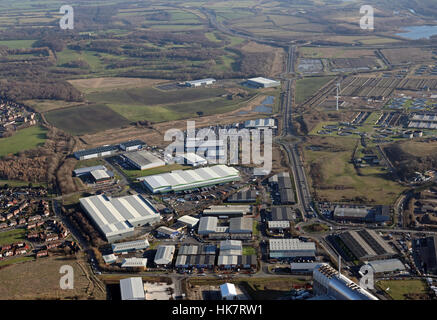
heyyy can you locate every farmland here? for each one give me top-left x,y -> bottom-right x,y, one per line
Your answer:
376,280 -> 430,300
44,104 -> 130,135
0,126 -> 47,158
295,77 -> 335,104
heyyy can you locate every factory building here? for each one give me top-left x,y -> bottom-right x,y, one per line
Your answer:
177,215 -> 199,228
102,254 -> 117,264
74,145 -> 118,160
336,229 -> 396,262
185,78 -> 216,87
366,259 -> 406,276
290,262 -> 322,275
141,165 -> 240,194
268,220 -> 290,232
226,190 -> 258,203
121,258 -> 148,270
185,138 -> 225,162
269,238 -> 316,260
203,205 -> 251,218
178,244 -> 217,256
90,169 -> 112,184
79,194 -> 160,242
154,245 -> 175,267
73,165 -> 107,177
123,150 -> 165,171
175,152 -> 207,167
156,226 -> 180,239
229,217 -> 253,234
119,140 -> 145,152
279,189 -> 296,205
333,205 -> 390,223
112,239 -> 150,253
270,207 -> 296,221
247,77 -> 281,88
198,216 -> 218,235
175,254 -> 215,269
120,277 -> 145,300
312,264 -> 378,300
220,240 -> 243,256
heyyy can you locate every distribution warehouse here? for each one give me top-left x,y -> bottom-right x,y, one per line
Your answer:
79,194 -> 160,242
141,165 -> 240,193
123,150 -> 165,170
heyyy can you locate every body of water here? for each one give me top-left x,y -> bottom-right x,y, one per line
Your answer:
396,25 -> 437,40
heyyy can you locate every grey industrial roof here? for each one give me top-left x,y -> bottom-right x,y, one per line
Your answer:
280,189 -> 295,204
268,221 -> 290,229
198,216 -> 218,234
175,254 -> 215,267
141,165 -> 240,193
271,207 -> 296,221
124,150 -> 164,168
334,206 -> 371,218
203,205 -> 251,216
157,226 -> 179,236
154,245 -> 175,265
112,239 -> 150,252
178,245 -> 217,256
120,277 -> 145,300
367,259 -> 406,273
74,145 -> 118,158
227,190 -> 258,202
338,230 -> 395,260
121,258 -> 148,268
229,217 -> 253,233
91,169 -> 111,181
120,140 -> 145,148
177,215 -> 199,227
73,165 -> 106,176
269,239 -> 316,252
79,194 -> 160,239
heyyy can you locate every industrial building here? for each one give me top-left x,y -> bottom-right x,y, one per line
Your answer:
74,145 -> 118,160
220,240 -> 243,256
229,217 -> 253,234
366,259 -> 406,275
112,239 -> 150,253
198,216 -> 218,235
185,78 -> 216,87
121,258 -> 148,269
217,255 -> 257,270
226,190 -> 258,203
247,77 -> 281,88
413,236 -> 437,274
175,152 -> 207,166
178,244 -> 217,256
270,207 -> 296,221
123,150 -> 165,171
203,205 -> 251,218
333,205 -> 390,223
79,194 -> 160,242
103,254 -> 117,264
156,226 -> 180,238
177,215 -> 199,228
408,113 -> 437,129
269,239 -> 316,260
268,220 -> 290,231
220,283 -> 238,300
312,264 -> 378,300
90,169 -> 112,184
73,165 -> 114,184
290,262 -> 322,275
279,189 -> 296,205
154,245 -> 175,266
73,165 -> 108,177
175,254 -> 215,269
141,165 -> 240,194
119,140 -> 145,152
184,138 -> 225,162
120,277 -> 145,300
244,118 -> 276,129
336,229 -> 396,262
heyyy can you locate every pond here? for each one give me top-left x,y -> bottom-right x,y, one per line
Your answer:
396,25 -> 437,40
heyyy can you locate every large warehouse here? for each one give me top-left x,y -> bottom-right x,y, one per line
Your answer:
120,277 -> 145,300
203,205 -> 251,218
79,194 -> 161,242
141,165 -> 240,193
74,145 -> 118,160
269,239 -> 316,260
247,77 -> 281,88
123,150 -> 165,171
336,229 -> 396,261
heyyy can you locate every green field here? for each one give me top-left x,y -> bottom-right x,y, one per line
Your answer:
295,76 -> 334,104
243,246 -> 256,255
0,256 -> 35,267
0,39 -> 35,48
0,126 -> 47,157
45,104 -> 130,135
0,229 -> 26,246
122,164 -> 190,180
376,280 -> 429,300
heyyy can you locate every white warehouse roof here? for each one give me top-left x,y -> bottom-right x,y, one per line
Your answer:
269,239 -> 316,251
154,245 -> 175,265
112,239 -> 150,252
79,194 -> 160,242
121,258 -> 148,268
124,150 -> 165,170
120,277 -> 145,300
366,259 -> 406,273
244,118 -> 276,128
141,165 -> 240,193
178,215 -> 199,227
198,216 -> 218,234
220,283 -> 237,299
248,77 -> 281,86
